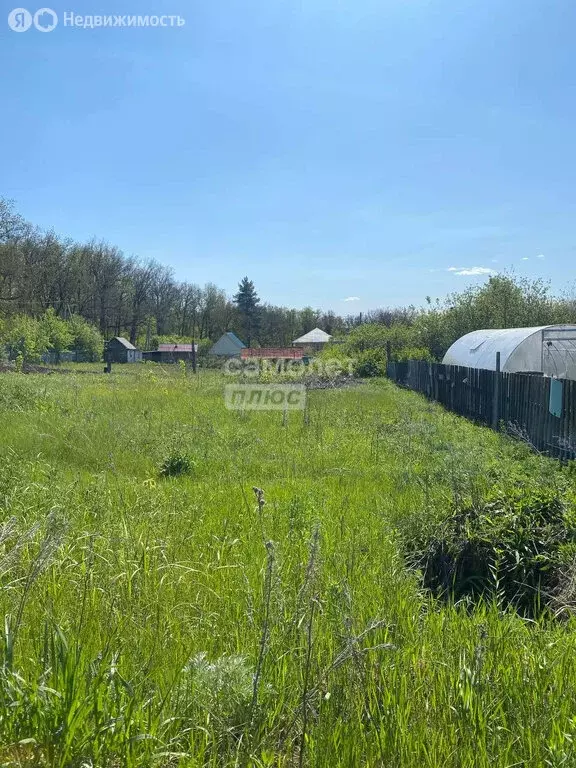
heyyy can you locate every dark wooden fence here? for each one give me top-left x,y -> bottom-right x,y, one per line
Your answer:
387,360 -> 576,460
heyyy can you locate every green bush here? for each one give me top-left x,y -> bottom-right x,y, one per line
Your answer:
353,349 -> 388,378
160,451 -> 195,478
394,346 -> 434,362
3,315 -> 49,363
408,484 -> 576,615
67,315 -> 104,361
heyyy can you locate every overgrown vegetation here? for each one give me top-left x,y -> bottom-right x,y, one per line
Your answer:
408,483 -> 576,616
0,366 -> 575,766
0,309 -> 103,363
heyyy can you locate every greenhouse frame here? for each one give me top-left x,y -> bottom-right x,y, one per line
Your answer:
442,325 -> 576,380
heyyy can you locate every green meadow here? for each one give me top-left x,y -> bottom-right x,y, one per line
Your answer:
0,365 -> 575,767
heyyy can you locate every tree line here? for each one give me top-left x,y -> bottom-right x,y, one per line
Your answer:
1,197 -> 575,364
0,199 -> 348,349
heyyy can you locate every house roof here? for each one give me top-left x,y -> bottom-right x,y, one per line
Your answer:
111,337 -> 137,350
293,328 -> 332,344
209,332 -> 247,355
224,332 -> 246,348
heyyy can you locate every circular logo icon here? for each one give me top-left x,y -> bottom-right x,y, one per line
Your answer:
34,7 -> 57,31
8,7 -> 32,31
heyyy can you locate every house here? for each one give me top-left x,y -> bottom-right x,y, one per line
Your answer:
292,328 -> 332,353
105,337 -> 142,364
142,343 -> 198,363
209,332 -> 246,357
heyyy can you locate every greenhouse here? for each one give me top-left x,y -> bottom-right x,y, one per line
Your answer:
442,325 -> 576,380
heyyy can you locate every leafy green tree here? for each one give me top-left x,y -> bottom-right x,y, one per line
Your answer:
343,322 -> 427,360
298,307 -> 320,335
233,277 -> 260,346
68,314 -> 104,361
40,308 -> 73,362
3,315 -> 49,363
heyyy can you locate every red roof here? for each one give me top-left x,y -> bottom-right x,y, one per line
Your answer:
241,348 -> 303,359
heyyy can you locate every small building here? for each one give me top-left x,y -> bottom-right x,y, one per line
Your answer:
105,337 -> 143,364
209,332 -> 246,358
442,325 -> 576,379
143,343 -> 198,363
292,328 -> 332,353
241,347 -> 303,360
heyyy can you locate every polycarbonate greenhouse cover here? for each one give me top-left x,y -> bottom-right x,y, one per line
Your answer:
442,326 -> 576,372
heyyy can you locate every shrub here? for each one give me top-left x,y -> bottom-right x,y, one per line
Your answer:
160,452 -> 195,478
3,315 -> 49,363
39,308 -> 73,362
181,653 -> 253,732
408,484 -> 576,615
394,345 -> 434,362
353,349 -> 388,378
67,314 -> 104,361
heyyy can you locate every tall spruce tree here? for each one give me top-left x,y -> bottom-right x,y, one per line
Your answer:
233,276 -> 260,346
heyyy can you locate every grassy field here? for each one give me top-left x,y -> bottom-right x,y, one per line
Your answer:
0,364 -> 576,767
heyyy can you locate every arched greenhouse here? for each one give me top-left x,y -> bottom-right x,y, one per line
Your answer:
442,325 -> 576,380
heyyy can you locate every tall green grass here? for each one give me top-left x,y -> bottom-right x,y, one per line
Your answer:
0,366 -> 575,766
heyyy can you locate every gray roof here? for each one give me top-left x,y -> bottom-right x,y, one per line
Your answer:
209,332 -> 246,356
111,337 -> 137,350
293,328 -> 332,344
224,332 -> 246,348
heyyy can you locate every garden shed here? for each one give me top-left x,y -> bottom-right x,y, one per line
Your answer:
105,337 -> 142,364
209,332 -> 246,358
442,325 -> 576,380
292,328 -> 332,352
143,343 -> 198,363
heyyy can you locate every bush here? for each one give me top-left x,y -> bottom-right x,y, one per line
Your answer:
408,484 -> 576,615
180,653 -> 253,734
40,308 -> 73,362
160,452 -> 195,478
3,315 -> 49,363
67,315 -> 103,361
353,349 -> 388,378
0,311 -> 103,363
394,346 -> 434,362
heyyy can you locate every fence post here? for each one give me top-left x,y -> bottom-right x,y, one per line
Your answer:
191,336 -> 197,374
492,351 -> 501,429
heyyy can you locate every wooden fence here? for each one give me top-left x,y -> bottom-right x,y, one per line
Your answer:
387,360 -> 576,460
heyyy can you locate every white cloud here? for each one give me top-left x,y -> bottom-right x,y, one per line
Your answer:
447,266 -> 495,276
536,253 -> 545,259
343,296 -> 360,302
521,256 -> 529,261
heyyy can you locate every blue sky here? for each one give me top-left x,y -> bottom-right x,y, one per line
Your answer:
2,0 -> 575,312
